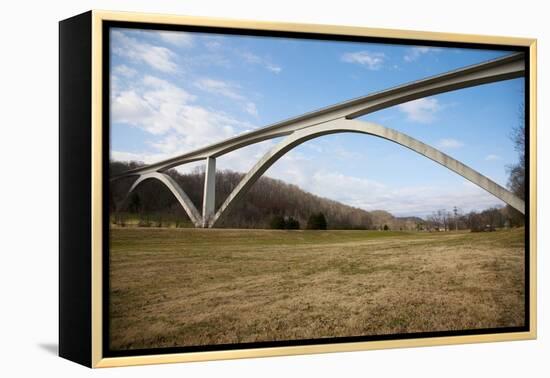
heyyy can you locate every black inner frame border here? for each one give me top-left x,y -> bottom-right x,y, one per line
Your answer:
101,20 -> 531,358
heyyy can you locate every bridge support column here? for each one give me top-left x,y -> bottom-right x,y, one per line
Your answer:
202,157 -> 216,227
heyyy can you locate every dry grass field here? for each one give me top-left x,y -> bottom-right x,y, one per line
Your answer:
109,227 -> 525,350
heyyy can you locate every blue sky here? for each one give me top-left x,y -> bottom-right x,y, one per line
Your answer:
110,28 -> 524,218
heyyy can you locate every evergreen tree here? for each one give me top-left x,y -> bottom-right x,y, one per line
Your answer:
269,215 -> 286,229
285,216 -> 300,230
307,212 -> 327,230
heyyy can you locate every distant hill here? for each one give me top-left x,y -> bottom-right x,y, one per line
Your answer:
369,210 -> 425,231
110,161 -> 422,230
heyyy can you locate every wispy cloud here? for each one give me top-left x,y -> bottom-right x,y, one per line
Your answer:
404,46 -> 440,62
244,102 -> 258,117
437,138 -> 464,149
398,98 -> 441,123
266,65 -> 282,74
113,64 -> 137,78
485,154 -> 501,161
194,78 -> 242,100
204,38 -> 222,50
273,170 -> 504,217
241,52 -> 282,73
112,30 -> 178,73
157,31 -> 193,47
341,51 -> 386,70
111,74 -> 254,151
111,150 -> 169,165
112,75 -> 195,135
194,78 -> 259,116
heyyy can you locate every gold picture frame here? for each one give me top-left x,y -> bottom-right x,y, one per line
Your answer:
59,9 -> 537,368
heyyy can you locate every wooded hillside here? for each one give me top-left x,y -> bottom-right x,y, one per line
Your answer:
110,161 -> 417,230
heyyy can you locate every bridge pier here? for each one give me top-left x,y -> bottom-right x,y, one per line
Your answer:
202,157 -> 216,227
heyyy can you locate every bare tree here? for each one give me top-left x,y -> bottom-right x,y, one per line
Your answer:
506,104 -> 526,227
453,206 -> 459,231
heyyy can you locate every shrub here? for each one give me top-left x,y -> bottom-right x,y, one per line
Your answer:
285,216 -> 300,230
307,212 -> 327,230
270,215 -> 286,229
138,215 -> 152,227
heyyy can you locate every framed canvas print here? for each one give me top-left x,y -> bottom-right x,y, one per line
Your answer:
59,10 -> 537,368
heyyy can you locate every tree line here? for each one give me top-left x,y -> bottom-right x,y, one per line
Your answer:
423,205 -> 522,232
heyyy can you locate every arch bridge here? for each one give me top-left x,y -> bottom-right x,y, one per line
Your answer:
111,53 -> 526,228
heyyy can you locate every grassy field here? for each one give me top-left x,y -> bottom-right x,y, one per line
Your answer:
109,227 -> 525,350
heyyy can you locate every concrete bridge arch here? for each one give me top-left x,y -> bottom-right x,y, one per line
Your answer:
126,171 -> 203,227
208,119 -> 524,227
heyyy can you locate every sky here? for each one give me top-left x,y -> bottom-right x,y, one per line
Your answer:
109,27 -> 524,218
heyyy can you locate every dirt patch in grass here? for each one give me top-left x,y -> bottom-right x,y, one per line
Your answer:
109,228 -> 525,350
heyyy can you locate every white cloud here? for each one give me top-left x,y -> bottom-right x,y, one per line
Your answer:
111,150 -> 168,165
266,64 -> 282,74
244,102 -> 258,116
142,75 -> 196,106
203,138 -> 307,181
111,74 -> 255,152
241,52 -> 282,73
113,64 -> 137,78
194,78 -> 242,100
194,78 -> 259,116
112,75 -> 195,135
272,170 -> 504,217
332,146 -> 364,160
205,40 -> 222,50
215,140 -> 277,174
157,31 -> 193,47
112,30 -> 178,73
485,154 -> 501,161
209,149 -> 505,218
305,143 -> 323,153
341,51 -> 386,70
111,89 -> 153,126
404,46 -> 440,62
398,98 -> 441,123
437,138 -> 464,149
